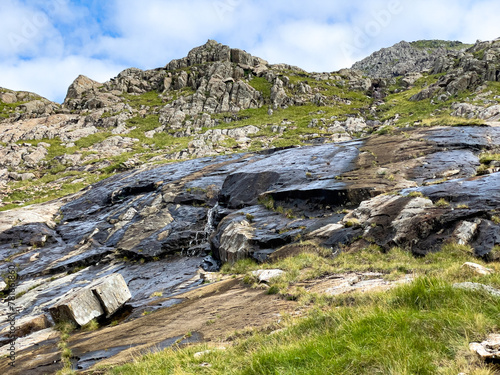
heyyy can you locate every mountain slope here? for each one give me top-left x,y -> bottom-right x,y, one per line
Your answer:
351,39 -> 472,78
1,38 -> 500,374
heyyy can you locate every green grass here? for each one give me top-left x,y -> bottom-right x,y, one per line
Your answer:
410,40 -> 473,51
75,132 -> 113,148
55,321 -> 77,375
120,90 -> 165,109
479,153 -> 500,164
104,269 -> 500,374
249,77 -> 272,99
376,73 -> 485,127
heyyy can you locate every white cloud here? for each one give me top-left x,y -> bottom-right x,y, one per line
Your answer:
0,57 -> 127,103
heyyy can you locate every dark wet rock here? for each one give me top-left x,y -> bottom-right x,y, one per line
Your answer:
2,124 -> 500,370
220,142 -> 361,210
201,255 -> 221,272
0,222 -> 60,248
471,220 -> 500,257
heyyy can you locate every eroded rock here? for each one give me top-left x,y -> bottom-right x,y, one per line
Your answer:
49,273 -> 131,326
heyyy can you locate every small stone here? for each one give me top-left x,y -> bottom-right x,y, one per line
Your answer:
461,262 -> 494,276
470,334 -> 500,361
453,282 -> 500,298
251,269 -> 285,283
194,347 -> 226,358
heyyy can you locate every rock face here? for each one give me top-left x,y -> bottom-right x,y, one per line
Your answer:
1,125 -> 499,346
410,39 -> 500,101
49,273 -> 131,326
352,40 -> 470,78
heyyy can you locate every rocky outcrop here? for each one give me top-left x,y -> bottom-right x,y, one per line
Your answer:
451,102 -> 500,121
0,88 -> 58,119
410,39 -> 500,101
0,121 -> 499,371
165,39 -> 268,70
352,40 -> 469,78
49,273 -> 131,326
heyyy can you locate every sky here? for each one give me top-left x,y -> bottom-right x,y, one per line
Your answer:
1,0 -> 500,103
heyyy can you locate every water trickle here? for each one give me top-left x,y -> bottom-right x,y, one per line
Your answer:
183,203 -> 220,257
204,202 -> 219,235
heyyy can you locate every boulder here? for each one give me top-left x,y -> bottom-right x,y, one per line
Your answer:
49,273 -> 131,326
49,285 -> 104,326
90,273 -> 132,316
217,220 -> 255,263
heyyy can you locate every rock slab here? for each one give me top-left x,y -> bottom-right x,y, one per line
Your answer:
49,273 -> 131,326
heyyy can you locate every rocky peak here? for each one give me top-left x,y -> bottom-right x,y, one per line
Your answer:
64,75 -> 102,101
410,38 -> 500,101
166,39 -> 268,70
352,39 -> 470,78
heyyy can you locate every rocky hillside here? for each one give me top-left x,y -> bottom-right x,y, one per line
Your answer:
1,38 -> 500,374
352,39 -> 472,78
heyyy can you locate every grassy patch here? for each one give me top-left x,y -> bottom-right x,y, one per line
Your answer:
104,271 -> 500,375
55,321 -> 77,375
479,153 -> 500,165
248,77 -> 272,99
124,115 -> 191,151
120,91 -> 165,109
376,73 -> 483,127
410,40 -> 473,51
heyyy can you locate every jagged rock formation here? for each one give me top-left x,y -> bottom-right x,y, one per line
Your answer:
410,39 -> 500,101
352,40 -> 471,78
0,40 -> 385,210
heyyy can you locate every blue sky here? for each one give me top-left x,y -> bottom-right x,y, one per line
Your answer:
1,0 -> 500,103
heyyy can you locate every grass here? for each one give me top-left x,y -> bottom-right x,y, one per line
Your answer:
248,77 -> 272,99
410,40 -> 473,51
376,73 -> 485,127
479,153 -> 500,165
81,319 -> 100,332
55,321 -> 77,375
120,90 -> 165,109
434,198 -> 450,207
104,241 -> 500,375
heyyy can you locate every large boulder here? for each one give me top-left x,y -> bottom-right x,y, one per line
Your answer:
49,273 -> 131,326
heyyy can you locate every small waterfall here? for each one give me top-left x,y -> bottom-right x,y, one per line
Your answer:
184,203 -> 220,257
204,202 -> 219,235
